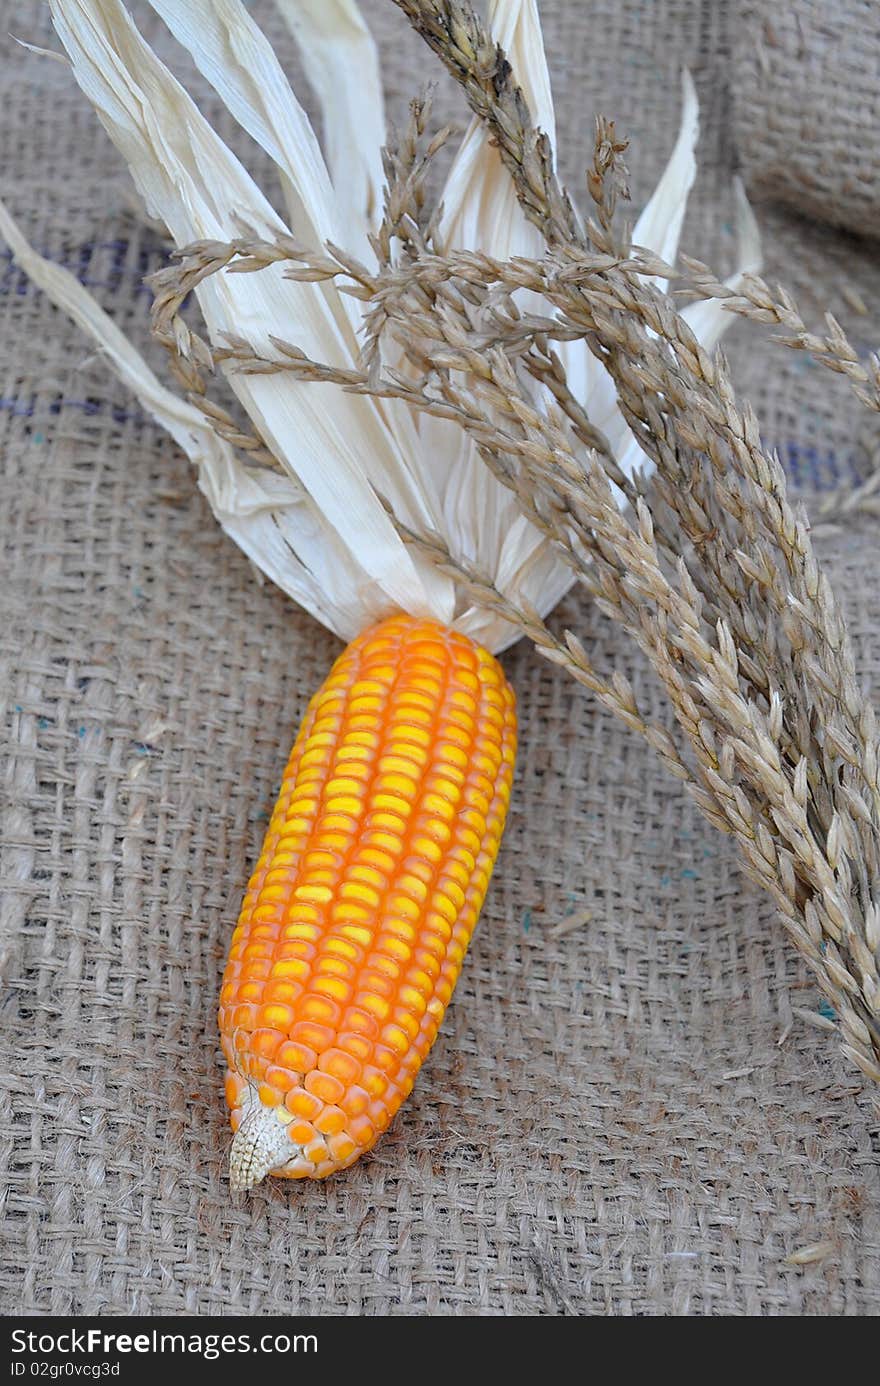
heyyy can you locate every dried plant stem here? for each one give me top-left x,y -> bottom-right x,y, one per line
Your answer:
391,0 -> 581,246
679,258 -> 880,414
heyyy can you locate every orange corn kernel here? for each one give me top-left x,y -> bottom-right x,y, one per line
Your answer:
221,614 -> 516,1189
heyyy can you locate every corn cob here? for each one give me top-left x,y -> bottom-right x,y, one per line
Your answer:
221,614 -> 517,1188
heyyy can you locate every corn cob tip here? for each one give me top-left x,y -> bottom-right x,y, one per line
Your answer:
228,1091 -> 291,1192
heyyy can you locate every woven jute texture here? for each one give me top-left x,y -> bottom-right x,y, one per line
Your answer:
2,1 -> 879,1316
731,0 -> 880,240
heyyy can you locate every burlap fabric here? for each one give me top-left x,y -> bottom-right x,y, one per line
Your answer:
1,1 -> 879,1317
731,0 -> 880,240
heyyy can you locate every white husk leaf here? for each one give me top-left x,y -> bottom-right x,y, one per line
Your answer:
0,199 -> 361,632
48,0 -> 454,638
274,0 -> 386,263
1,0 -> 759,655
146,0 -> 341,249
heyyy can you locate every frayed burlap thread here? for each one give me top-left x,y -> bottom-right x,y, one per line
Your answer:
1,0 -> 878,1315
